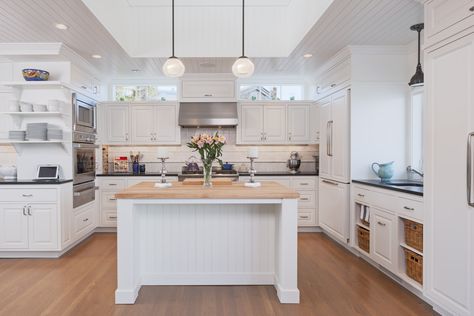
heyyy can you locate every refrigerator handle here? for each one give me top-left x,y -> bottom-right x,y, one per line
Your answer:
329,120 -> 334,157
467,132 -> 474,207
326,121 -> 331,156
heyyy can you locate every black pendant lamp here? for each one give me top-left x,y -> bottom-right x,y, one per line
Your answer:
163,0 -> 185,77
409,23 -> 424,87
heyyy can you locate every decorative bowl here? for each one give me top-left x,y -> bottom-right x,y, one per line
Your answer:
22,68 -> 49,81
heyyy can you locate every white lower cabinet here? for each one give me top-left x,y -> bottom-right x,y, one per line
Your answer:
28,204 -> 58,250
319,179 -> 350,243
0,204 -> 29,249
371,208 -> 397,272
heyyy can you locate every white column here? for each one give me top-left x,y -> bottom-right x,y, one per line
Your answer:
115,199 -> 140,304
274,198 -> 300,303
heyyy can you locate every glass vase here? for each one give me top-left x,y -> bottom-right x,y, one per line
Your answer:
202,159 -> 213,187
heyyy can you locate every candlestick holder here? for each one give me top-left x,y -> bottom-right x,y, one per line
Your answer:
245,156 -> 261,187
155,157 -> 172,188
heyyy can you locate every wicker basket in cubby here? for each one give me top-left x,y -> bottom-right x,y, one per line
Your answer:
357,226 -> 370,253
403,219 -> 423,252
404,248 -> 423,284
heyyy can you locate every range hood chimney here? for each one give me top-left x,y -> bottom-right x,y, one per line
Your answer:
178,102 -> 238,127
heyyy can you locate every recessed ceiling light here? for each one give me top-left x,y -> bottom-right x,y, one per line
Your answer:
55,23 -> 69,30
303,53 -> 313,58
92,54 -> 102,59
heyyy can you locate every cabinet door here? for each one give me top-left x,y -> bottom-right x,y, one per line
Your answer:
425,0 -> 474,44
130,105 -> 155,144
371,208 -> 396,272
263,105 -> 287,143
425,33 -> 474,316
240,104 -> 264,143
310,104 -> 320,144
318,179 -> 349,243
155,104 -> 180,144
330,90 -> 350,183
0,204 -> 28,249
28,204 -> 58,250
287,105 -> 310,144
318,97 -> 332,179
106,105 -> 129,143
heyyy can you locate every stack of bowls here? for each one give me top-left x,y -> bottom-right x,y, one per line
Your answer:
20,102 -> 33,112
8,130 -> 26,141
8,100 -> 20,112
32,104 -> 47,112
26,123 -> 48,141
46,100 -> 62,112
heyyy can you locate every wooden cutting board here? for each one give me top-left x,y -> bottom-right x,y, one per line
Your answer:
182,178 -> 233,186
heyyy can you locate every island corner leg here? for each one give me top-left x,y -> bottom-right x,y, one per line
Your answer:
275,198 -> 300,304
115,199 -> 141,304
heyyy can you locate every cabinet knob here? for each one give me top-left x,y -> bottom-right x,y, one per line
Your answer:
357,193 -> 365,197
470,6 -> 474,12
403,206 -> 415,211
377,221 -> 386,227
330,83 -> 336,88
83,218 -> 89,222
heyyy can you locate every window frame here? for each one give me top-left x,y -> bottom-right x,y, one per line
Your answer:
407,86 -> 424,171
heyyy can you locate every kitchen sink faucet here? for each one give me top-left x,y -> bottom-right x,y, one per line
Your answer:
407,165 -> 424,178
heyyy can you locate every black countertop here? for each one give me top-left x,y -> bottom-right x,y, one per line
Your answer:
240,171 -> 319,177
97,173 -> 179,177
352,179 -> 423,196
0,179 -> 73,185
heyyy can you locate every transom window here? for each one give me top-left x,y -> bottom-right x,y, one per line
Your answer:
239,84 -> 304,101
113,85 -> 177,101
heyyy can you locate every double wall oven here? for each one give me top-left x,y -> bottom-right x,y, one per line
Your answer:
72,93 -> 98,208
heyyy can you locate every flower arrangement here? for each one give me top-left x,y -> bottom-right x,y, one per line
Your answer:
187,132 -> 226,186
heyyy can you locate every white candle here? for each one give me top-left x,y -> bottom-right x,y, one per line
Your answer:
157,147 -> 169,158
248,147 -> 259,158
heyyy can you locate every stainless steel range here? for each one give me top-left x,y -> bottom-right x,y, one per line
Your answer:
178,167 -> 239,182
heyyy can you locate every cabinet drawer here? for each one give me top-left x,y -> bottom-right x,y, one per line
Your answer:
101,191 -> 117,210
0,189 -> 56,202
73,208 -> 94,235
298,191 -> 316,208
396,197 -> 424,221
100,179 -> 126,191
290,178 -> 316,190
298,212 -> 316,226
353,186 -> 372,203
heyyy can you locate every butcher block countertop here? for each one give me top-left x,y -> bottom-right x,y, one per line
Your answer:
115,181 -> 300,199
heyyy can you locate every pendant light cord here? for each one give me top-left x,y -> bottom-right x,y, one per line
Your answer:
242,0 -> 245,57
172,0 -> 175,57
417,29 -> 421,66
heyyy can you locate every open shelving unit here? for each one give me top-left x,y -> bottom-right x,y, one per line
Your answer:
398,217 -> 424,290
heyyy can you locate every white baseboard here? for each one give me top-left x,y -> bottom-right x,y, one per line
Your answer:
298,226 -> 322,233
141,273 -> 275,285
115,286 -> 141,304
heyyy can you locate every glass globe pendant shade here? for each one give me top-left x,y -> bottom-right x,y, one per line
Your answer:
232,56 -> 255,78
162,57 -> 185,78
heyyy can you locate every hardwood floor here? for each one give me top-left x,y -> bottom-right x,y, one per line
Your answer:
0,233 -> 434,316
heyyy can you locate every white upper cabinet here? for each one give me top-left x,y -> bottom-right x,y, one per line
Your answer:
106,105 -> 130,144
287,105 -> 310,144
264,105 -> 287,143
238,102 -> 312,145
155,104 -> 180,144
130,105 -> 155,144
425,31 -> 474,316
102,103 -> 180,145
181,80 -> 235,100
318,90 -> 350,183
315,59 -> 351,100
425,0 -> 474,46
310,104 -> 320,144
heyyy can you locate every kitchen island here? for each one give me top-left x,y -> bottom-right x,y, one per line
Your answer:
114,181 -> 300,304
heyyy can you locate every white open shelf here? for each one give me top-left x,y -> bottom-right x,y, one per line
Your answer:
1,81 -> 70,88
2,112 -> 64,116
356,222 -> 370,231
3,140 -> 64,144
400,242 -> 423,256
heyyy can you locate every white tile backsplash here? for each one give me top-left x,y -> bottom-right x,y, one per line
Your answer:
0,145 -> 17,166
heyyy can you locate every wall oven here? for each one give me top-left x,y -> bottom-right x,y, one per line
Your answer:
73,93 -> 97,134
73,142 -> 97,185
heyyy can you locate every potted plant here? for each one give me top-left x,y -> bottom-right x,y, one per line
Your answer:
187,132 -> 226,187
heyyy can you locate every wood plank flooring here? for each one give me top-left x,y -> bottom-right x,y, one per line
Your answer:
0,233 -> 435,316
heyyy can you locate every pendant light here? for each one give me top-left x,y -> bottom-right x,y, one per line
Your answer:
232,0 -> 254,78
408,23 -> 424,87
163,0 -> 185,77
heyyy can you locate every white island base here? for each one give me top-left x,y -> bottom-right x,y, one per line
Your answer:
115,183 -> 300,305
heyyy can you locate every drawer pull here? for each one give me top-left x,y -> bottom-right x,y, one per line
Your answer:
322,179 -> 338,186
357,193 -> 365,197
470,6 -> 474,12
108,183 -> 117,186
377,221 -> 386,226
109,198 -> 117,201
403,206 -> 415,211
300,183 -> 309,186
300,198 -> 309,201
204,94 -> 213,97
299,215 -> 309,219
330,83 -> 336,88
108,216 -> 118,219
83,218 -> 89,222
22,194 -> 33,197
22,206 -> 27,216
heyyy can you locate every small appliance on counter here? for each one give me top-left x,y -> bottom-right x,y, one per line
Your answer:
36,165 -> 59,180
0,165 -> 17,180
184,155 -> 200,173
287,151 -> 301,174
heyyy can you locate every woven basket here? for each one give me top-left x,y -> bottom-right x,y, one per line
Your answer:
404,219 -> 423,252
404,248 -> 423,284
357,226 -> 370,253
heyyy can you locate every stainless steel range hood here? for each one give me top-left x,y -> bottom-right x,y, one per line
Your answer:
178,102 -> 238,127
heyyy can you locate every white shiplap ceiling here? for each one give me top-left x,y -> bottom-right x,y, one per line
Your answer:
0,0 -> 423,79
